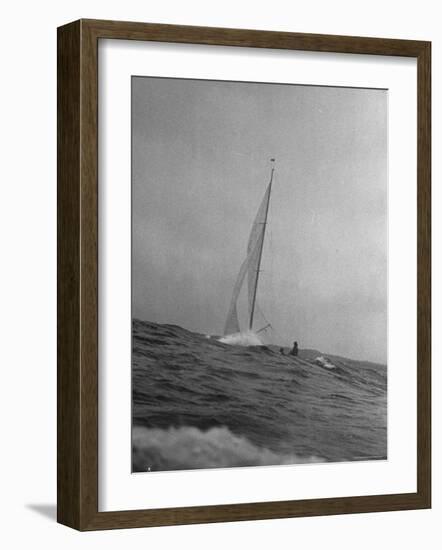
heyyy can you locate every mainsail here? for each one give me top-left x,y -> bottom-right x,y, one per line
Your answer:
223,160 -> 275,335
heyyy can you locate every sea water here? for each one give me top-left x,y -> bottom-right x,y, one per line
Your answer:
132,319 -> 387,472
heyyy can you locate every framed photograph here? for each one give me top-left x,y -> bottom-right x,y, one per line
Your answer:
57,19 -> 431,530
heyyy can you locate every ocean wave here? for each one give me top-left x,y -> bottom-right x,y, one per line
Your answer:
132,425 -> 323,472
132,319 -> 388,470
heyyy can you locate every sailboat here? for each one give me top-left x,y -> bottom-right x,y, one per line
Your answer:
222,158 -> 275,343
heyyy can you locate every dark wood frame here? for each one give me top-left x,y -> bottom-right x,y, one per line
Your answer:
57,18 -> 431,531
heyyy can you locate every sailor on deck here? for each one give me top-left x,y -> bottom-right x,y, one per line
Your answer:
289,341 -> 298,357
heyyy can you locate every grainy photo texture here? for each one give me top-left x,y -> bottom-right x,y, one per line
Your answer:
131,76 -> 387,473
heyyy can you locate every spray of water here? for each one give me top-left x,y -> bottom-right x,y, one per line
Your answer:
218,330 -> 263,347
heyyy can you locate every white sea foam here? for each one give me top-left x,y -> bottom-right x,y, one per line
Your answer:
218,330 -> 263,347
314,356 -> 336,369
132,425 -> 323,472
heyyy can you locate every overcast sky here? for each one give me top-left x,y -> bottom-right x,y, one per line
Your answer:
132,76 -> 387,363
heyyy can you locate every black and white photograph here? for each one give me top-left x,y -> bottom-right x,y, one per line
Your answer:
0,0 -> 435,541
131,76 -> 388,473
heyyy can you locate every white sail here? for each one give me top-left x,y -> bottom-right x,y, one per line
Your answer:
223,253 -> 251,335
223,162 -> 274,335
247,183 -> 272,329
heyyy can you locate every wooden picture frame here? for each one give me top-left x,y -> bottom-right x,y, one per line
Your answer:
57,18 -> 431,530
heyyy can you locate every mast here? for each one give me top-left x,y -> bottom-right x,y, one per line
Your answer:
249,158 -> 275,330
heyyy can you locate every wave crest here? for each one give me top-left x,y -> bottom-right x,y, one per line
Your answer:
132,425 -> 323,472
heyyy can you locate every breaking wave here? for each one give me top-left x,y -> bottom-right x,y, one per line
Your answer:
132,425 -> 323,472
